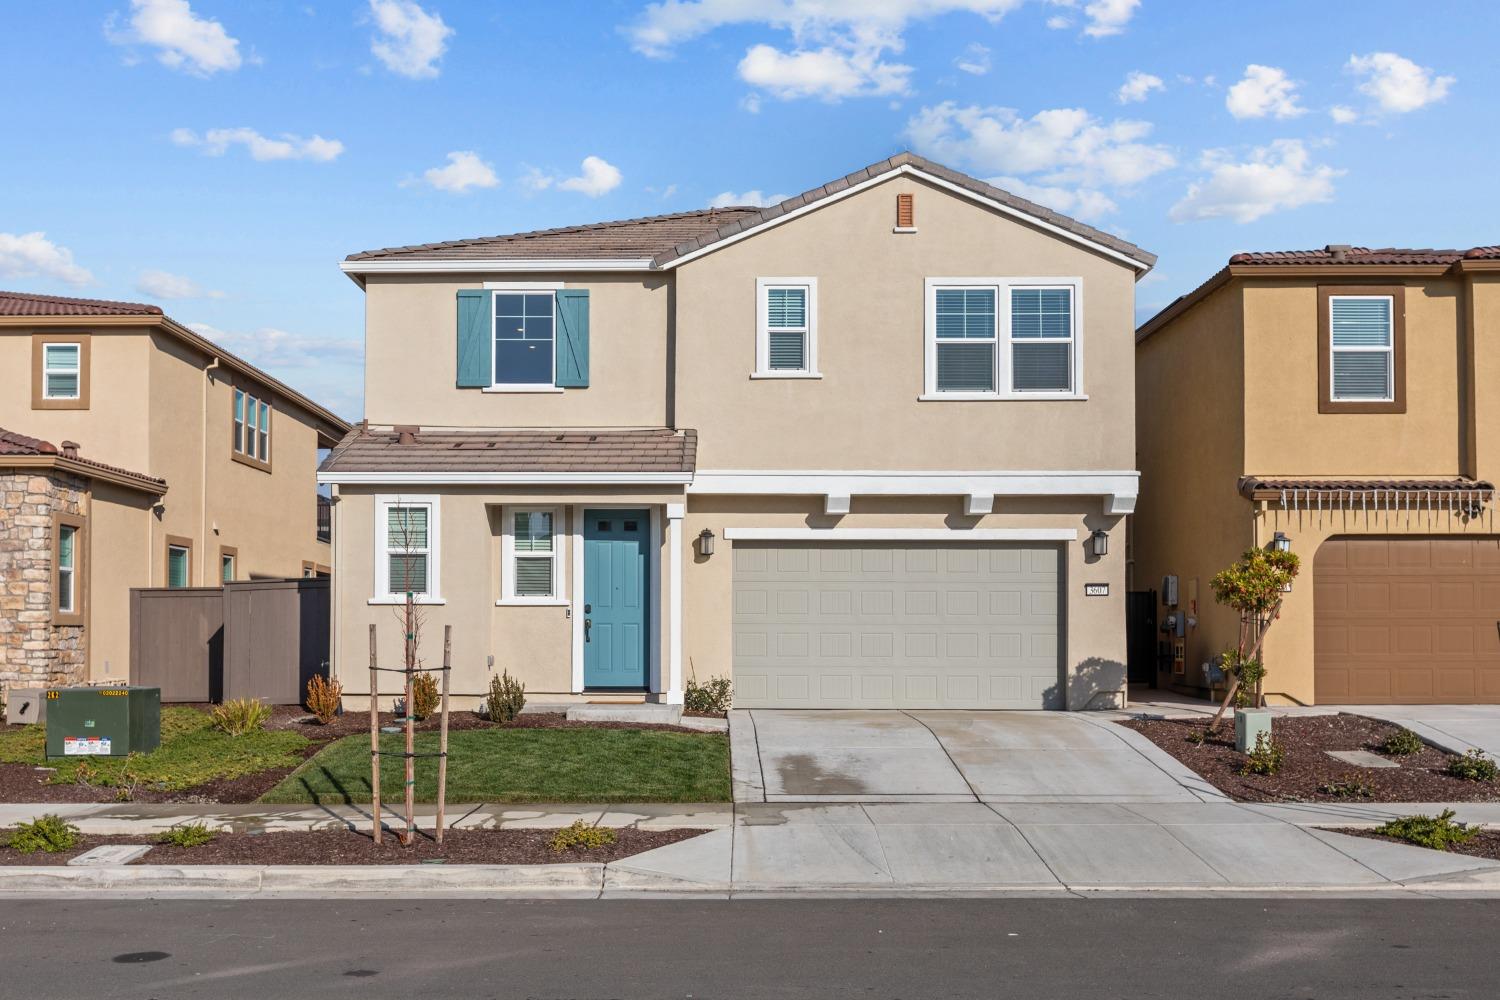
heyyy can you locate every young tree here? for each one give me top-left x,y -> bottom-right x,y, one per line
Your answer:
1208,546 -> 1300,730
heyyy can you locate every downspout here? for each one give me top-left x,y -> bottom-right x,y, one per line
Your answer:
328,487 -> 341,693
203,358 -> 223,587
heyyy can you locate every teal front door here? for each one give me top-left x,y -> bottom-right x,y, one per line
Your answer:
583,509 -> 650,689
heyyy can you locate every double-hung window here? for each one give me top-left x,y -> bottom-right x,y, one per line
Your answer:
375,496 -> 441,603
501,507 -> 561,603
494,291 -> 556,388
233,388 -> 272,466
925,278 -> 1081,398
42,343 -> 82,400
167,542 -> 191,588
54,516 -> 84,624
1328,295 -> 1394,402
755,278 -> 819,377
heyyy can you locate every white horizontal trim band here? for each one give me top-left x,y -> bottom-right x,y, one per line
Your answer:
723,528 -> 1079,542
340,258 -> 655,274
320,471 -> 692,485
689,470 -> 1139,497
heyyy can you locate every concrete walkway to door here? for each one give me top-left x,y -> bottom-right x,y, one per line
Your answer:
730,710 -> 1225,804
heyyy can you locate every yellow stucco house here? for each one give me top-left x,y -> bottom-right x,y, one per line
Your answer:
1134,245 -> 1500,705
323,153 -> 1157,712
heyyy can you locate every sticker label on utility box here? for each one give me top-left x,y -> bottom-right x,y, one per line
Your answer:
63,736 -> 112,755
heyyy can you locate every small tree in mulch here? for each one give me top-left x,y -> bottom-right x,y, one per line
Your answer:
1207,546 -> 1300,731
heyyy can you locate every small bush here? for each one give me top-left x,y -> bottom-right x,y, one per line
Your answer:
211,698 -> 272,737
685,675 -> 733,714
1376,809 -> 1479,851
158,822 -> 217,848
548,820 -> 618,854
305,675 -> 342,725
1445,749 -> 1499,782
1382,729 -> 1426,756
1185,727 -> 1208,746
6,814 -> 80,854
1240,731 -> 1285,776
410,673 -> 440,721
486,670 -> 526,724
1319,775 -> 1372,799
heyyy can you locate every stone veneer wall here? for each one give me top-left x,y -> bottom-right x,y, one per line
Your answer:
0,469 -> 87,690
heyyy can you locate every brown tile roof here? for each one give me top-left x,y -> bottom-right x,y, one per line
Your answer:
0,426 -> 167,492
1228,247 -> 1469,266
0,290 -> 162,316
346,209 -> 763,262
345,154 -> 1156,270
1240,476 -> 1495,500
320,427 -> 698,477
1466,246 -> 1500,260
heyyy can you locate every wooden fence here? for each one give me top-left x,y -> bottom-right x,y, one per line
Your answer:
130,578 -> 329,704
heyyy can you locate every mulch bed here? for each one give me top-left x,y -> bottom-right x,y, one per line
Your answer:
1329,828 -> 1500,862
1120,713 -> 1500,803
0,827 -> 708,867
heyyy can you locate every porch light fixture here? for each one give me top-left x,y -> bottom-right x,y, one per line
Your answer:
697,528 -> 716,558
1271,531 -> 1292,553
1089,529 -> 1108,558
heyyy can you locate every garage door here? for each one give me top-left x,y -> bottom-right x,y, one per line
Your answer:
732,541 -> 1062,709
1315,537 -> 1500,704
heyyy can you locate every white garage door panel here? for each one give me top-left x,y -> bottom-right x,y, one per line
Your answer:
733,541 -> 1063,709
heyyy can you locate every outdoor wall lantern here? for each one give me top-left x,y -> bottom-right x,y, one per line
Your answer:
698,528 -> 716,558
1089,528 -> 1108,558
1271,531 -> 1292,553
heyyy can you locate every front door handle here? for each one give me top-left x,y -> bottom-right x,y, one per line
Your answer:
584,618 -> 592,642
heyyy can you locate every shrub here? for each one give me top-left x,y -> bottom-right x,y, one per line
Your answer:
6,814 -> 80,854
1319,775 -> 1373,799
1382,728 -> 1426,756
410,673 -> 440,721
1240,731 -> 1285,776
548,820 -> 618,854
1445,749 -> 1499,782
305,675 -> 342,725
486,670 -> 526,724
1376,809 -> 1479,851
685,675 -> 733,714
1185,727 -> 1208,746
158,823 -> 217,848
211,698 -> 272,736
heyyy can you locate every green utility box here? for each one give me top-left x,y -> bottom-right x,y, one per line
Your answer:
44,687 -> 161,759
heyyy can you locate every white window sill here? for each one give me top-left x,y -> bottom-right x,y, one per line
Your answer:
892,226 -> 918,234
368,596 -> 446,606
750,371 -> 823,380
918,392 -> 1089,401
496,598 -> 569,607
483,385 -> 565,394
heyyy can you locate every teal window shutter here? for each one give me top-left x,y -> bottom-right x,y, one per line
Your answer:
555,289 -> 590,388
456,289 -> 491,387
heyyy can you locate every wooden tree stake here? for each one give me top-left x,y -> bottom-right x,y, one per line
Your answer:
403,593 -> 416,846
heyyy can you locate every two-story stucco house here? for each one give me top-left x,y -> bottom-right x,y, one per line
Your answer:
1135,245 -> 1500,705
0,290 -> 349,689
322,154 -> 1156,711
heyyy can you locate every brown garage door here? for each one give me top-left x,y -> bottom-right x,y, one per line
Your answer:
1315,537 -> 1500,703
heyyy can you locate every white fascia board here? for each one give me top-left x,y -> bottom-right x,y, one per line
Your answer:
723,527 -> 1079,542
340,258 -> 655,276
689,470 -> 1139,498
662,164 -> 1149,273
319,471 -> 692,486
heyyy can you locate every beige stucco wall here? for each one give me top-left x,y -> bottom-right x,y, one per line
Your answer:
362,273 -> 671,429
87,482 -> 155,681
1466,273 -> 1500,481
673,173 -> 1140,471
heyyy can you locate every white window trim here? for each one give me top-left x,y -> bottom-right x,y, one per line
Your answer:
754,277 -> 820,378
58,525 -> 77,613
569,505 -> 663,695
489,282 -> 565,392
371,494 -> 444,605
42,342 -> 81,400
234,389 -> 273,462
1328,294 -> 1395,403
922,277 -> 1085,399
498,505 -> 566,605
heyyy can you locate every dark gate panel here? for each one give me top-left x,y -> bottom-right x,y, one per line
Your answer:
129,588 -> 224,702
1126,589 -> 1158,687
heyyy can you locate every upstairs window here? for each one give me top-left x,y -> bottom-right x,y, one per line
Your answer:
1010,287 -> 1074,393
494,292 -> 555,387
934,287 -> 997,392
925,279 -> 1082,398
233,388 -> 272,467
42,343 -> 81,399
755,279 -> 819,377
1329,296 -> 1394,401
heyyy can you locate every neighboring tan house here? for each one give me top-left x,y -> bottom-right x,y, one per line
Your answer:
1134,245 -> 1500,705
322,153 -> 1156,711
0,290 -> 351,689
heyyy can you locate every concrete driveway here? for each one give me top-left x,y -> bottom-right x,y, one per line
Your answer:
731,710 -> 1222,804
1341,705 -> 1500,759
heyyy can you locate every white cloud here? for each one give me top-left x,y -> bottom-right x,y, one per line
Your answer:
136,269 -> 223,299
1347,51 -> 1454,114
108,0 -> 242,76
1081,0 -> 1138,37
422,151 -> 499,193
737,42 -> 910,100
990,175 -> 1117,220
740,92 -> 763,113
1045,14 -> 1071,29
1225,65 -> 1305,120
1116,70 -> 1163,104
368,0 -> 452,79
1170,139 -> 1342,223
1329,104 -> 1359,125
0,232 -> 93,287
708,190 -> 789,208
191,322 -> 364,418
557,156 -> 623,197
171,127 -> 344,162
521,166 -> 554,193
905,101 -> 1175,190
955,43 -> 990,76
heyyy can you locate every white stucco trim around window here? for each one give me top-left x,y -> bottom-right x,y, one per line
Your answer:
371,494 -> 444,604
497,505 -> 565,605
754,277 -> 820,378
689,470 -> 1139,516
923,276 -> 1084,399
722,527 -> 1079,542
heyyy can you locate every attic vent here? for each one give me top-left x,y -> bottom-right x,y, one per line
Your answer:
1325,244 -> 1352,261
895,193 -> 915,231
394,425 -> 418,446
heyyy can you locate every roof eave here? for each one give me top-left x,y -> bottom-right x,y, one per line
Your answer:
317,470 -> 694,486
0,453 -> 167,496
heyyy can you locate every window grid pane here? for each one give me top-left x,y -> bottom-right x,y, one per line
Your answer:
1011,288 -> 1072,339
767,330 -> 806,370
936,342 -> 996,392
766,288 -> 806,328
388,553 -> 428,594
1013,342 -> 1072,391
514,556 -> 553,597
1332,352 -> 1392,399
168,547 -> 189,588
513,511 -> 553,553
1331,297 -> 1392,347
935,289 -> 996,340
45,373 -> 79,398
388,507 -> 429,549
495,291 -> 555,385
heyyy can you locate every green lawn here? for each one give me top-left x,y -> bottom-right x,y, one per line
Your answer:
259,728 -> 731,804
0,707 -> 311,793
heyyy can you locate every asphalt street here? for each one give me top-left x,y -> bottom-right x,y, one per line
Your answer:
2,897 -> 1496,999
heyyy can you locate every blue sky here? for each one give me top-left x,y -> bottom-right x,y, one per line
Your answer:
2,0 -> 1495,419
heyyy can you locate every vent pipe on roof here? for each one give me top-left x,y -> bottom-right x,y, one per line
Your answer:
394,425 -> 418,445
1325,244 -> 1351,261
60,441 -> 79,459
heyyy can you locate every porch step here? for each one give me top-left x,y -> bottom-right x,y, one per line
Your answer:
565,703 -> 683,725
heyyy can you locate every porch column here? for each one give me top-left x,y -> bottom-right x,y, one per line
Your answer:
666,502 -> 685,705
